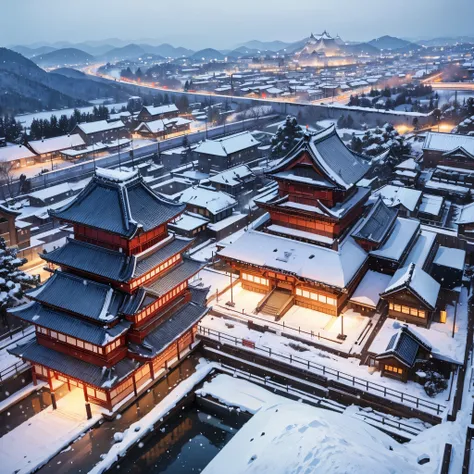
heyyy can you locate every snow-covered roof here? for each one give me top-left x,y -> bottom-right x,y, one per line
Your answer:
218,230 -> 367,289
0,143 -> 36,162
76,120 -> 125,135
370,217 -> 419,262
169,212 -> 209,231
423,131 -> 474,156
419,194 -> 443,217
194,132 -> 260,157
372,184 -> 422,212
456,202 -> 474,224
433,246 -> 466,271
383,263 -> 440,310
270,125 -> 370,191
349,270 -> 392,308
178,186 -> 237,215
395,158 -> 418,171
208,164 -> 255,187
28,134 -> 85,155
404,230 -> 437,269
142,104 -> 178,116
135,117 -> 192,134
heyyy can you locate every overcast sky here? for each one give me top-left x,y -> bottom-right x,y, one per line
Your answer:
1,0 -> 472,49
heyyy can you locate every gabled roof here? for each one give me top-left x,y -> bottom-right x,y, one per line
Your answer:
9,339 -> 137,389
456,201 -> 474,224
0,203 -> 21,217
141,104 -> 178,117
179,185 -> 237,215
218,230 -> 367,289
42,235 -> 192,282
123,258 -> 204,315
129,300 -> 208,359
194,132 -> 260,157
268,126 -> 370,190
76,120 -> 125,135
381,263 -> 440,310
371,184 -> 422,213
28,134 -> 85,155
423,132 -> 474,156
25,271 -> 127,322
50,168 -> 185,238
352,197 -> 398,244
42,238 -> 134,282
9,301 -> 130,346
208,164 -> 255,187
376,325 -> 431,367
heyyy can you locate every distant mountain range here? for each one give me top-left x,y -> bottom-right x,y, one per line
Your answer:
367,35 -> 418,51
0,48 -> 130,114
32,48 -> 95,67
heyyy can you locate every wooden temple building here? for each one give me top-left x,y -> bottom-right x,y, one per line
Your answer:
218,126 -> 373,318
9,168 -> 208,413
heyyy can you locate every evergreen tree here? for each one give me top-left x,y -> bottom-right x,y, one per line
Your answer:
0,238 -> 38,319
271,115 -> 304,158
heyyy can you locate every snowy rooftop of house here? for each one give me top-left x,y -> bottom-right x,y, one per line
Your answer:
269,125 -> 371,191
433,246 -> 466,271
194,132 -> 260,157
370,217 -> 419,262
419,194 -> 444,217
169,212 -> 209,231
50,168 -> 185,238
351,197 -> 398,244
375,325 -> 431,367
135,117 -> 192,134
218,230 -> 367,289
25,270 -> 127,323
372,184 -> 422,212
404,230 -> 437,269
349,270 -> 392,308
178,186 -> 236,215
28,134 -> 85,155
395,157 -> 418,171
76,119 -> 125,135
423,131 -> 474,156
142,104 -> 178,116
208,164 -> 255,187
382,263 -> 440,310
456,202 -> 474,224
0,143 -> 36,162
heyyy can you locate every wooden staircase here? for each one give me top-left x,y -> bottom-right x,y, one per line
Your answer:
259,289 -> 293,318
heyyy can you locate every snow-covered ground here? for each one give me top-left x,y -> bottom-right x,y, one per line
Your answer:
212,283 -> 375,354
0,388 -> 102,474
199,314 -> 450,414
199,374 -> 444,474
191,268 -> 231,297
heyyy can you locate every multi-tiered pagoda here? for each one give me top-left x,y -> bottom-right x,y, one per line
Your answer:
219,126 -> 373,317
10,168 -> 208,412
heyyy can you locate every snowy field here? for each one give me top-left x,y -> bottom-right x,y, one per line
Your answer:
200,314 -> 451,413
199,374 -> 453,474
213,283 -> 375,354
0,388 -> 102,474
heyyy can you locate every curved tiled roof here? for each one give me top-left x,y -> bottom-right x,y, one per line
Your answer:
50,169 -> 185,238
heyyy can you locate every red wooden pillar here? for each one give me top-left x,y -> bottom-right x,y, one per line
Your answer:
48,369 -> 57,410
149,361 -> 155,381
176,339 -> 181,361
132,374 -> 138,398
83,384 -> 92,420
31,366 -> 37,386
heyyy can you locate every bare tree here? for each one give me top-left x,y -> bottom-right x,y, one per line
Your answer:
0,161 -> 15,200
